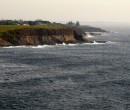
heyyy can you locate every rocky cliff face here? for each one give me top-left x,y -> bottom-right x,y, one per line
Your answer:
0,28 -> 88,46
0,38 -> 11,46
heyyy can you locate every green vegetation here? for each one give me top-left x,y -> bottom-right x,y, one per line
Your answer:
0,24 -> 66,33
1,31 -> 21,44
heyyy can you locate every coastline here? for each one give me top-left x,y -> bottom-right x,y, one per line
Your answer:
0,25 -> 106,47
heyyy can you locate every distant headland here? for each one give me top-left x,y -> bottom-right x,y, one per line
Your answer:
0,20 -> 107,47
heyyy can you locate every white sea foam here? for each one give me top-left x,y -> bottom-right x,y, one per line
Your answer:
93,41 -> 105,44
56,43 -> 77,46
106,41 -> 116,44
83,41 -> 107,45
93,41 -> 117,45
3,45 -> 27,48
84,41 -> 116,45
1,41 -> 116,48
67,43 -> 77,46
56,42 -> 66,46
2,45 -> 53,48
31,45 -> 52,48
87,41 -> 105,45
84,33 -> 95,38
62,42 -> 66,45
2,43 -> 76,49
87,34 -> 94,38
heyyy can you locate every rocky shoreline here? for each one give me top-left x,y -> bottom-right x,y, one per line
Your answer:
0,28 -> 90,47
0,25 -> 108,47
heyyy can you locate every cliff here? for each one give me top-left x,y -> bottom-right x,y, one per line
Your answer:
0,27 -> 88,46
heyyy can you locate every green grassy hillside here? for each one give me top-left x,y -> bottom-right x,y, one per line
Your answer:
0,25 -> 65,33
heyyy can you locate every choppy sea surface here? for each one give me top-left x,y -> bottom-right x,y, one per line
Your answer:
0,26 -> 130,110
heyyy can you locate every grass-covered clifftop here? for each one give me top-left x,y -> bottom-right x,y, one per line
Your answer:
0,25 -> 66,33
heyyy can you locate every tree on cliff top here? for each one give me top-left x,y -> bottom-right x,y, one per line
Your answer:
76,21 -> 80,26
66,21 -> 80,27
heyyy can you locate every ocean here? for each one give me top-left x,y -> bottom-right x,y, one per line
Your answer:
0,25 -> 130,110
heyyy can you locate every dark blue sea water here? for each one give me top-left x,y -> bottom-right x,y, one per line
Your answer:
0,26 -> 130,110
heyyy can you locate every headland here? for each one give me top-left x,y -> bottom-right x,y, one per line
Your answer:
0,20 -> 107,47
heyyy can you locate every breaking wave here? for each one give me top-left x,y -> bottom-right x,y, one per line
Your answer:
1,41 -> 116,49
83,41 -> 116,45
56,43 -> 77,46
1,43 -> 78,48
31,45 -> 53,48
2,45 -> 53,48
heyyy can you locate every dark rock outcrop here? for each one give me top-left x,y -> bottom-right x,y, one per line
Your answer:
78,26 -> 106,32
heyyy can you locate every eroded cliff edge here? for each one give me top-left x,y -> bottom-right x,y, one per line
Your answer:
0,27 -> 88,46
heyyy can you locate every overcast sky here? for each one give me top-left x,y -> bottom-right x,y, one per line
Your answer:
0,0 -> 130,22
